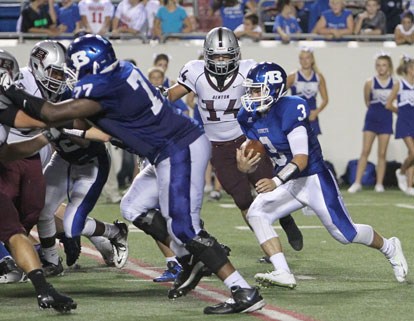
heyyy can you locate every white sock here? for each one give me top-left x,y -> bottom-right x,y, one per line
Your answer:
81,217 -> 97,237
166,256 -> 178,265
380,237 -> 395,259
223,271 -> 251,290
43,246 -> 59,265
269,252 -> 291,273
103,222 -> 120,239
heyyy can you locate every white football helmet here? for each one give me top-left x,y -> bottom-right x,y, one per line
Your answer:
203,27 -> 240,77
29,40 -> 67,101
0,49 -> 20,81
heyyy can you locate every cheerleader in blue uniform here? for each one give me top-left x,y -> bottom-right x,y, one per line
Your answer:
386,55 -> 414,196
348,54 -> 394,193
287,47 -> 329,136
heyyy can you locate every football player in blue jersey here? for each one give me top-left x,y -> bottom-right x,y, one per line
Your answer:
236,62 -> 408,288
0,34 -> 265,314
24,40 -> 127,272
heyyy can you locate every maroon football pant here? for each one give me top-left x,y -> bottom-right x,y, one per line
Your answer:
210,135 -> 274,211
0,155 -> 46,241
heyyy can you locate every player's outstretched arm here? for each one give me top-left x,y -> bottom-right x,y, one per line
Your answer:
0,133 -> 49,161
2,84 -> 102,124
167,83 -> 191,103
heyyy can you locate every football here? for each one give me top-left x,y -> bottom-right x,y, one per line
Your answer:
241,139 -> 266,158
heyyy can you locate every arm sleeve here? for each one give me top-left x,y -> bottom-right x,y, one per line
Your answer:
286,125 -> 308,156
0,105 -> 19,127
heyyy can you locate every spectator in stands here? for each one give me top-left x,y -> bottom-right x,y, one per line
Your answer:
354,0 -> 386,35
144,0 -> 161,38
381,0 -> 403,33
312,0 -> 354,40
273,0 -> 302,43
394,11 -> 414,45
21,0 -> 63,36
234,12 -> 262,42
112,0 -> 148,38
56,0 -> 82,35
308,0 -> 329,32
292,1 -> 313,33
209,0 -> 246,31
153,0 -> 192,39
78,0 -> 114,35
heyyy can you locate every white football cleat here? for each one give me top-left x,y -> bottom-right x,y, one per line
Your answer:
374,184 -> 385,193
348,183 -> 362,193
404,187 -> 414,196
388,237 -> 408,282
395,169 -> 408,192
110,220 -> 129,268
254,270 -> 296,289
89,236 -> 115,266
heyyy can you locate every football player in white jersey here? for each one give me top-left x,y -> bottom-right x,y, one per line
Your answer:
79,0 -> 114,35
0,50 -> 76,312
167,27 -> 303,251
23,40 -> 128,273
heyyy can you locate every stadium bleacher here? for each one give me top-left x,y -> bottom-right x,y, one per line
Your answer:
0,2 -> 21,32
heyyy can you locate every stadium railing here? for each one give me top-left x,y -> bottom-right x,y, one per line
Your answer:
0,32 -> 396,43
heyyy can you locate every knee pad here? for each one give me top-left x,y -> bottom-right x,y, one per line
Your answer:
185,230 -> 229,274
133,209 -> 169,245
247,215 -> 278,245
352,224 -> 374,245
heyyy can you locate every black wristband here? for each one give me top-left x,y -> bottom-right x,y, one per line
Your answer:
5,85 -> 46,120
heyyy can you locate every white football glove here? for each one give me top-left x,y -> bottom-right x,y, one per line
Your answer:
0,71 -> 13,91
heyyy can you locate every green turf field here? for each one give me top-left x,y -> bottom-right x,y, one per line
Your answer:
0,188 -> 413,321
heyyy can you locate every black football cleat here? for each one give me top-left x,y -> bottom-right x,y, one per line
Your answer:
168,255 -> 208,299
204,286 -> 265,314
279,215 -> 303,251
57,233 -> 81,267
37,284 -> 77,313
42,258 -> 64,277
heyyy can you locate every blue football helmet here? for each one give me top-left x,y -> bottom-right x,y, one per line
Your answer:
241,62 -> 287,113
65,34 -> 118,88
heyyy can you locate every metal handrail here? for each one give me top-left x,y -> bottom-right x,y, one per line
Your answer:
160,32 -> 396,43
0,32 -> 148,43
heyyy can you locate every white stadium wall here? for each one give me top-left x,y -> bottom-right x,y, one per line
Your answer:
1,39 -> 409,176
